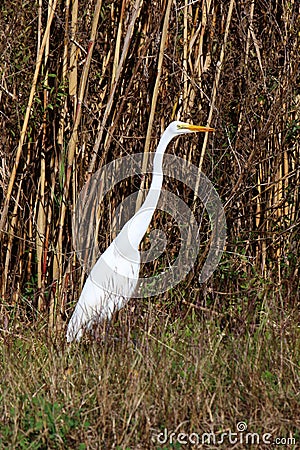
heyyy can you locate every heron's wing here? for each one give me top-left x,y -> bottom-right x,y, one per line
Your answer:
66,243 -> 140,342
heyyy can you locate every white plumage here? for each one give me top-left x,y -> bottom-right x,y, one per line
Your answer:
66,121 -> 214,342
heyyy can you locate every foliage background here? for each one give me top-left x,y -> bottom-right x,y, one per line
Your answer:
0,0 -> 299,448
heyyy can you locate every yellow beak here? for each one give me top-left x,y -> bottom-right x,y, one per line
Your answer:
185,123 -> 215,132
177,122 -> 214,132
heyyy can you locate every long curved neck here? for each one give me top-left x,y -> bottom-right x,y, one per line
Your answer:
124,128 -> 174,249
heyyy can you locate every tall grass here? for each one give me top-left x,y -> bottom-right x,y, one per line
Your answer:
1,285 -> 299,448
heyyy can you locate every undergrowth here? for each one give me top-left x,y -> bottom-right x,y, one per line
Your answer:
1,282 -> 299,449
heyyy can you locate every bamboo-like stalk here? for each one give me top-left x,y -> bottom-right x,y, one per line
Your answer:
143,0 -> 172,155
283,147 -> 289,219
37,0 -> 42,57
2,181 -> 22,297
237,0 -> 255,137
36,0 -> 53,312
36,152 -> 46,311
256,160 -> 262,229
197,0 -> 213,78
69,0 -> 78,106
0,0 -> 58,241
27,193 -> 33,285
135,0 -> 173,212
54,5 -> 71,323
108,0 -> 125,244
182,0 -> 188,115
58,0 -> 71,148
244,0 -> 255,68
88,0 -> 144,175
112,0 -> 126,88
47,153 -> 56,330
193,0 -> 234,209
248,1 -> 266,90
275,131 -> 283,221
198,0 -> 234,173
52,0 -> 71,325
51,0 -> 103,330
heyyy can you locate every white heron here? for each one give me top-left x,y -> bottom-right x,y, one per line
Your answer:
66,121 -> 214,342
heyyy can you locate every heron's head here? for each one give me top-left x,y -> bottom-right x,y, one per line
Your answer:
168,120 -> 215,136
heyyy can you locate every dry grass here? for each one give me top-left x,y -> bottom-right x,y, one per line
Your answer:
1,287 -> 299,449
0,0 -> 299,448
